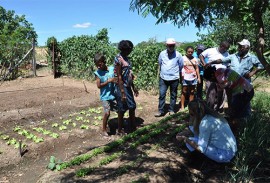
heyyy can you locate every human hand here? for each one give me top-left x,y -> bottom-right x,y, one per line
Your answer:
176,135 -> 186,142
204,63 -> 211,69
121,94 -> 126,102
197,77 -> 201,84
244,71 -> 255,79
108,77 -> 117,83
133,88 -> 139,97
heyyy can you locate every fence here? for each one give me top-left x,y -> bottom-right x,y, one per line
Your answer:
0,38 -> 37,82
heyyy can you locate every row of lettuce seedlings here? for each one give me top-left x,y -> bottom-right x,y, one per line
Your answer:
0,107 -> 109,150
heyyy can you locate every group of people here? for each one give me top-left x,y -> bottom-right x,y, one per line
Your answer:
155,39 -> 209,118
94,37 -> 264,163
174,39 -> 263,163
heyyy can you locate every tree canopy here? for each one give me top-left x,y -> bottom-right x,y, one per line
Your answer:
0,6 -> 37,79
130,0 -> 270,74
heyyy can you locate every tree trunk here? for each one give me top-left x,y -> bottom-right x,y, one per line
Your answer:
253,1 -> 270,75
255,26 -> 270,75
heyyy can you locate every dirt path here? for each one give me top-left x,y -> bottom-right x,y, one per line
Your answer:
0,68 -> 165,183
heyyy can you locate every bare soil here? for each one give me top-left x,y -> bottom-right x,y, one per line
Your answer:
3,68 -> 266,183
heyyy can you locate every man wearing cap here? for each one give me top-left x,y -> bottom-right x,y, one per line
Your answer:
155,38 -> 184,117
206,39 -> 264,119
193,44 -> 207,99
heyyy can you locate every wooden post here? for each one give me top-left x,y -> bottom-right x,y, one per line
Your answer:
32,38 -> 37,76
52,41 -> 56,78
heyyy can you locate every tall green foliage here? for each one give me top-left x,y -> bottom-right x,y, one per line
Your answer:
0,6 -> 37,79
130,40 -> 164,90
46,36 -> 59,68
58,28 -> 117,79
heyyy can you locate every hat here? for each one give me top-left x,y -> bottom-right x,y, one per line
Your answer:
238,39 -> 250,47
166,38 -> 176,45
197,44 -> 206,51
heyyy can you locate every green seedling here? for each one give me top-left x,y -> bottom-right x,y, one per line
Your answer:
80,110 -> 86,115
63,119 -> 72,125
50,133 -> 59,138
88,108 -> 95,113
83,119 -> 90,123
59,125 -> 67,131
33,136 -> 44,143
26,133 -> 35,139
1,134 -> 10,140
76,116 -> 83,121
6,138 -> 17,145
43,130 -> 51,135
92,121 -> 100,126
80,125 -> 89,129
18,129 -> 29,136
47,156 -> 62,171
33,127 -> 43,133
94,116 -> 102,120
85,113 -> 91,117
72,122 -> 77,127
52,123 -> 59,128
13,126 -> 22,132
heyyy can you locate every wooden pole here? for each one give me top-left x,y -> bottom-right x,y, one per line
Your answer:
32,38 -> 37,76
52,41 -> 56,78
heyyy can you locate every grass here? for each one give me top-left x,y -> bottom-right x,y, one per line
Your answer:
228,91 -> 270,182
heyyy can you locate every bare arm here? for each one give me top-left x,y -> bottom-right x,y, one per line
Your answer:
204,59 -> 222,68
199,54 -> 206,66
244,67 -> 264,79
95,77 -> 115,89
195,64 -> 201,84
116,63 -> 126,101
176,135 -> 201,152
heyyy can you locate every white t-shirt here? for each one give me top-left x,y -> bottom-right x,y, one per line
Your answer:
198,115 -> 237,153
201,47 -> 229,69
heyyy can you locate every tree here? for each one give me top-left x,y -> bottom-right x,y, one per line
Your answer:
0,6 -> 37,79
130,0 -> 270,75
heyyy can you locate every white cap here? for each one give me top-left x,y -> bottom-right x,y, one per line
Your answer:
166,38 -> 176,45
238,39 -> 250,47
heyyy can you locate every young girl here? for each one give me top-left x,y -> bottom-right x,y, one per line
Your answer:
114,40 -> 139,135
180,46 -> 200,110
176,99 -> 237,163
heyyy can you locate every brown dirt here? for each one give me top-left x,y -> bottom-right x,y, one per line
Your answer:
0,68 -> 246,183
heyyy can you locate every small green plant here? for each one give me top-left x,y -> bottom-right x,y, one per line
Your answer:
92,121 -> 100,126
47,156 -> 62,171
52,123 -> 59,128
59,125 -> 67,131
80,125 -> 89,129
